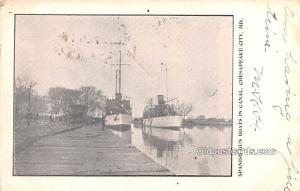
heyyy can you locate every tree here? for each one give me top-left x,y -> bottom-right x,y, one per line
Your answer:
48,87 -> 83,115
78,86 -> 106,117
31,95 -> 48,114
176,101 -> 193,119
14,77 -> 38,119
48,87 -> 65,115
47,86 -> 106,117
60,88 -> 81,114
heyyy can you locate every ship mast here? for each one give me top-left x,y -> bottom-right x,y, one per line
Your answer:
118,50 -> 122,94
111,50 -> 129,97
115,69 -> 118,95
165,63 -> 169,102
160,62 -> 169,102
165,63 -> 170,115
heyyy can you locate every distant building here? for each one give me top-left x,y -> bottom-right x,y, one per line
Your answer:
196,115 -> 205,120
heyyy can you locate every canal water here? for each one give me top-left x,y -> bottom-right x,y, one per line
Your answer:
107,124 -> 232,176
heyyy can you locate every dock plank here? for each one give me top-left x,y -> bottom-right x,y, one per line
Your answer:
14,124 -> 173,175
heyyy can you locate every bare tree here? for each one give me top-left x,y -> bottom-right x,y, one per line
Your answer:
176,101 -> 193,119
48,87 -> 65,115
14,77 -> 38,119
78,86 -> 106,117
48,86 -> 106,118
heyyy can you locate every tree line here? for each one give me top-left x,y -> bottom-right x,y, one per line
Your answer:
14,77 -> 194,121
14,77 -> 107,121
48,86 -> 106,118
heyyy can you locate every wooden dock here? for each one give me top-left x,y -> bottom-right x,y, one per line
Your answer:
14,124 -> 173,175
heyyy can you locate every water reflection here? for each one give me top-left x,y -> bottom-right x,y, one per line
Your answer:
106,125 -> 132,143
132,124 -> 232,176
106,124 -> 232,175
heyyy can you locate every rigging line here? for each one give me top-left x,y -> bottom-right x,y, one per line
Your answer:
136,62 -> 154,78
165,63 -> 169,102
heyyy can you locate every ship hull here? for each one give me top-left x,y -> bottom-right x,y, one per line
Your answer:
105,114 -> 132,127
141,126 -> 183,141
143,115 -> 183,128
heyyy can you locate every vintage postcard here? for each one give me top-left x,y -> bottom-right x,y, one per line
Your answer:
0,0 -> 299,190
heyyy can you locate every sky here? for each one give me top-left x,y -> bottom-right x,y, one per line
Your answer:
15,15 -> 232,118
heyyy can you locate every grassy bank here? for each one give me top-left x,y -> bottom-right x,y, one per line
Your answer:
14,117 -> 84,153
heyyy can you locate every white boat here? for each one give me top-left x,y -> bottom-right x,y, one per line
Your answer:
142,62 -> 183,128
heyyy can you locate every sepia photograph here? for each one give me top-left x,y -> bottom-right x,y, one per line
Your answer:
13,15 -> 233,176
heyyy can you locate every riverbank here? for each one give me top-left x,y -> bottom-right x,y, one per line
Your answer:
182,119 -> 232,127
